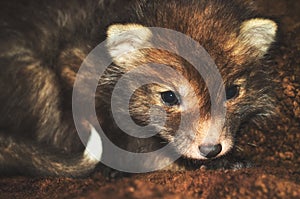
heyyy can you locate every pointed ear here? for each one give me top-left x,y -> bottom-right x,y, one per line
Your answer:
238,18 -> 277,57
106,24 -> 152,63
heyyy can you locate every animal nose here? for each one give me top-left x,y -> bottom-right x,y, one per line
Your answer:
199,144 -> 222,158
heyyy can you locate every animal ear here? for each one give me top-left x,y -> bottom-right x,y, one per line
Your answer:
106,23 -> 152,62
238,18 -> 277,57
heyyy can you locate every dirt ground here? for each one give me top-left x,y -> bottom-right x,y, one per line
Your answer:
0,0 -> 299,198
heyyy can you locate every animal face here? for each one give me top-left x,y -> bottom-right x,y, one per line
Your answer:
101,1 -> 277,160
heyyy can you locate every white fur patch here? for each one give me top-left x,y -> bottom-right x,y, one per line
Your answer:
239,18 -> 277,55
177,84 -> 199,112
83,124 -> 103,162
106,24 -> 153,63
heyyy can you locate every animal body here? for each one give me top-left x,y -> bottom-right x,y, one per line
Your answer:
0,0 -> 277,177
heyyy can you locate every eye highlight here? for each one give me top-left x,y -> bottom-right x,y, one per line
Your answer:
161,91 -> 179,106
225,85 -> 240,100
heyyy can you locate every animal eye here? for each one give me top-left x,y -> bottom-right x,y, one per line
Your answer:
226,85 -> 240,100
161,91 -> 179,106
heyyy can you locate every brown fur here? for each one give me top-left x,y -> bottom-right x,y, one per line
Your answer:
0,0 -> 277,176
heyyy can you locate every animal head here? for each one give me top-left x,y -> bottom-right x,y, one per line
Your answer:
102,0 -> 277,160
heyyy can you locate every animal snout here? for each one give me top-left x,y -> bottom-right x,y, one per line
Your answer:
199,144 -> 222,158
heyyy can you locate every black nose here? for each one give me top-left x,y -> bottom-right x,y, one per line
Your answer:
199,144 -> 222,158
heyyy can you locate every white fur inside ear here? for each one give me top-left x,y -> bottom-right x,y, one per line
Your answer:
106,24 -> 153,61
239,19 -> 277,55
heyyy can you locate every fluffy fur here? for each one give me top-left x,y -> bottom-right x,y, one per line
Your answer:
0,0 -> 277,176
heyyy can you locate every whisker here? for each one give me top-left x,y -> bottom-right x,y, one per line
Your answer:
235,145 -> 244,152
247,143 -> 258,147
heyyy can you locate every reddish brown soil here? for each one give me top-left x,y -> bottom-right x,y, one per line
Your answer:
0,0 -> 299,198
